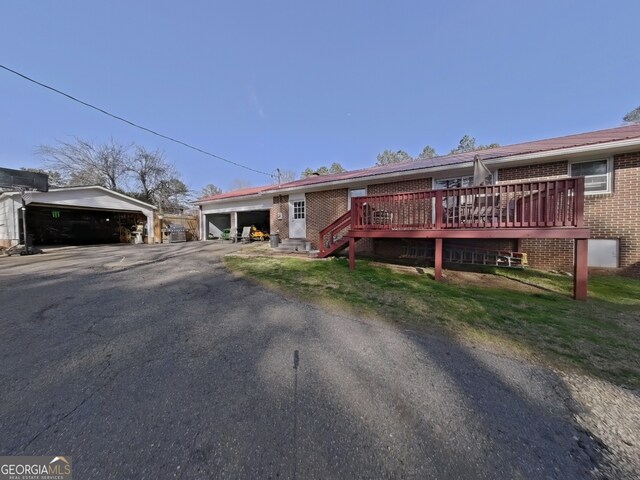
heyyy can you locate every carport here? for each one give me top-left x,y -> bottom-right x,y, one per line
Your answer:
0,186 -> 156,247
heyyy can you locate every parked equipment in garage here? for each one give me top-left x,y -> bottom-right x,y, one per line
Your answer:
249,225 -> 269,241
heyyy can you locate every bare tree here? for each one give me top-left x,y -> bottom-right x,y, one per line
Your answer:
155,178 -> 189,212
38,137 -> 131,190
128,146 -> 171,202
200,184 -> 223,198
229,178 -> 253,191
127,146 -> 189,210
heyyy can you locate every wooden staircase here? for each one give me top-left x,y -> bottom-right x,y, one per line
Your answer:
318,210 -> 352,258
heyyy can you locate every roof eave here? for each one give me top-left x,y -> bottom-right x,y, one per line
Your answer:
265,137 -> 640,195
194,192 -> 266,206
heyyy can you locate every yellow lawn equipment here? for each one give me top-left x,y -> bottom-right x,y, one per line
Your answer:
249,225 -> 270,241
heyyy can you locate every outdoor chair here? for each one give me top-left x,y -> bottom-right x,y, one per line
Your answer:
241,226 -> 251,243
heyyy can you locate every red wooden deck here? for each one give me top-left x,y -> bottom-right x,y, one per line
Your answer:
319,178 -> 590,299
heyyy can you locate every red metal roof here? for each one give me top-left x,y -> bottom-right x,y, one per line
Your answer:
197,185 -> 276,202
197,124 -> 640,202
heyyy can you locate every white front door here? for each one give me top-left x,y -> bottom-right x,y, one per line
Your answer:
289,193 -> 306,238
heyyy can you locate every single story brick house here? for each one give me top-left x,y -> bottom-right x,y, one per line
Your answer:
196,124 -> 640,280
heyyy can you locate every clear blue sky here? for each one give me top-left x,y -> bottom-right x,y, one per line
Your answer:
1,1 -> 638,193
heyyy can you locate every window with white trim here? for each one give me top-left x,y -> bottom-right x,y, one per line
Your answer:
293,200 -> 305,219
433,176 -> 474,190
432,176 -> 474,210
348,188 -> 367,208
569,159 -> 612,194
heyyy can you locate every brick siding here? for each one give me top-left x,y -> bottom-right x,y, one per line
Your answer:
306,189 -> 348,249
498,161 -> 568,182
270,195 -> 289,239
585,152 -> 640,276
275,153 -> 639,276
499,152 -> 640,276
368,177 -> 432,195
519,239 -> 574,271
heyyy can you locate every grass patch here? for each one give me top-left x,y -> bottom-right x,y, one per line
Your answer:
225,255 -> 640,388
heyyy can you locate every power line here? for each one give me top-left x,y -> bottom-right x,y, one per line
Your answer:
0,64 -> 274,178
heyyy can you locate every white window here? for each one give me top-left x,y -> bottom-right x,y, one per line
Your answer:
293,200 -> 305,219
348,188 -> 367,208
569,159 -> 612,194
433,176 -> 474,190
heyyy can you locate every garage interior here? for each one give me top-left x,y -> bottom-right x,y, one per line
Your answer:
205,213 -> 231,238
237,210 -> 270,234
22,204 -> 147,245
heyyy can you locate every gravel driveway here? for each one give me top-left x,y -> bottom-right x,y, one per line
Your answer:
0,242 -> 636,478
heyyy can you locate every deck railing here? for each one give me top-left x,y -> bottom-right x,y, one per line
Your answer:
350,178 -> 585,231
318,210 -> 352,256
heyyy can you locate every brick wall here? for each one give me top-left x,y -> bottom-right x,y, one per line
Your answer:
584,152 -> 640,276
499,153 -> 640,276
270,195 -> 289,239
498,160 -> 568,182
519,239 -> 574,270
368,177 -> 432,195
306,189 -> 348,249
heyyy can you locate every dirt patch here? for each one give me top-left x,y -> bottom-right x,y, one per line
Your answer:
443,269 -> 544,293
368,261 -> 544,294
231,246 -> 546,294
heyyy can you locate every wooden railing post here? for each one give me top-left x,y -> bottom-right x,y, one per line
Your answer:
435,190 -> 443,229
574,177 -> 585,228
434,238 -> 443,280
574,238 -> 588,300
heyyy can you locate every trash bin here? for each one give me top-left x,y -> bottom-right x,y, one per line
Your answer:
270,233 -> 280,248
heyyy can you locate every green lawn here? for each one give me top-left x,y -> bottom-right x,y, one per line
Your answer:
224,254 -> 640,388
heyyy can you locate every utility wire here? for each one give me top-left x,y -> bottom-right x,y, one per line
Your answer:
0,64 -> 274,178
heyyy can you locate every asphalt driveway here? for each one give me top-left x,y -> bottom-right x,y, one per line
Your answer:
0,242 -> 602,478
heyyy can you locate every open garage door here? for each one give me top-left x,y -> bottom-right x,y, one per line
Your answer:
24,205 -> 146,245
237,210 -> 270,235
205,213 -> 231,239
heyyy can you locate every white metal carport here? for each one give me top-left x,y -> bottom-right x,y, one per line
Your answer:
0,186 -> 157,247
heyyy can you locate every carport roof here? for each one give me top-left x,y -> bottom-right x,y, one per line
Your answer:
0,185 -> 158,210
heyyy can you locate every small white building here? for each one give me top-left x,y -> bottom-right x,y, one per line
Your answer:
0,186 -> 157,247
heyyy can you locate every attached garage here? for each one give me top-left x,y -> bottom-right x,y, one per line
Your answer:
197,187 -> 272,240
0,186 -> 156,247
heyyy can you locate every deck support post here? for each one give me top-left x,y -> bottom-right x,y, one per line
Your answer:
349,237 -> 356,270
434,238 -> 443,281
516,238 -> 523,253
573,238 -> 588,300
